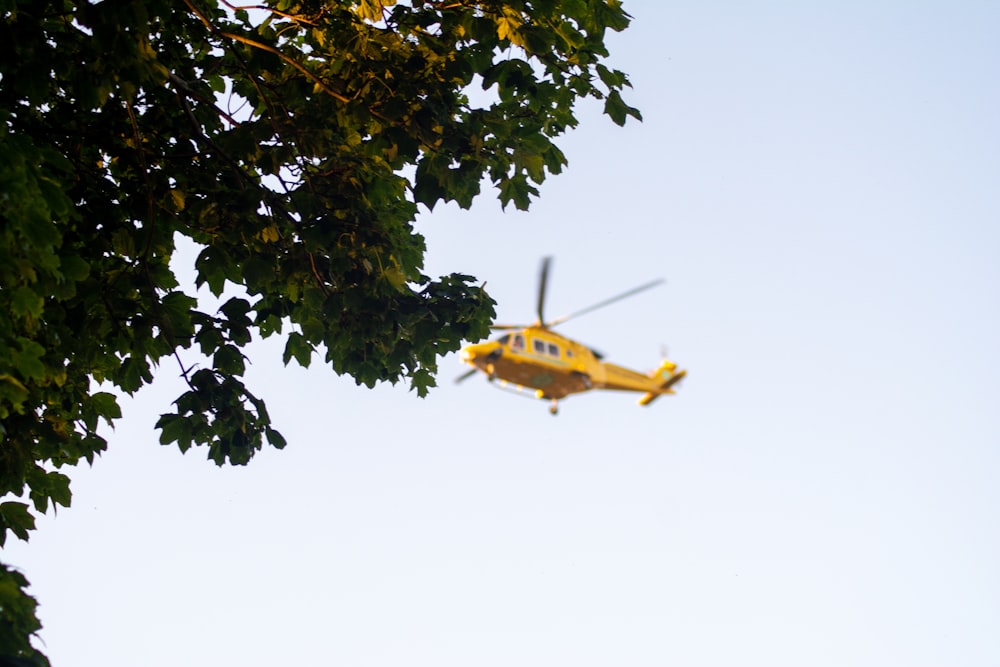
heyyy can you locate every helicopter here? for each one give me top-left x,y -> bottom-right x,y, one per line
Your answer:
457,257 -> 686,415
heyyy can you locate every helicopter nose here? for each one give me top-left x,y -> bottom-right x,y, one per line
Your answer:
460,344 -> 480,362
460,342 -> 494,363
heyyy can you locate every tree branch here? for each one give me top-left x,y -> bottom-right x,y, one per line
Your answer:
183,0 -> 351,104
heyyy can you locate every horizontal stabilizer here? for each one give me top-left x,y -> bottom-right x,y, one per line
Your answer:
638,367 -> 686,407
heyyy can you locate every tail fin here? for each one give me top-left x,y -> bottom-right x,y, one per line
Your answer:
638,359 -> 686,406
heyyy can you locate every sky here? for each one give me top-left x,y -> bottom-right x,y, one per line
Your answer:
6,2 -> 1000,665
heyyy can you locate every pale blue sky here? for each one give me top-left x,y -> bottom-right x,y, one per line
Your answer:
7,3 -> 1000,665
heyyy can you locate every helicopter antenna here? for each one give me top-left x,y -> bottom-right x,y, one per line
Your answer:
547,278 -> 665,327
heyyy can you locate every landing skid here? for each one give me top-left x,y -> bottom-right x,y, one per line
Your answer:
484,379 -> 563,414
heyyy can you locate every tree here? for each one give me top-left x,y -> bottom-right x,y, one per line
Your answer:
0,0 -> 639,658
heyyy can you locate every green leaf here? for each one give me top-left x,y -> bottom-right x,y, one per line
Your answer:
213,344 -> 246,375
110,228 -> 136,257
498,175 -> 538,211
10,287 -> 43,318
0,375 -> 30,417
283,332 -> 313,368
156,413 -> 194,451
26,469 -> 72,513
10,339 -> 46,381
410,367 -> 437,397
194,246 -> 232,296
219,297 -> 251,320
46,471 -> 72,509
265,427 -> 287,450
59,253 -> 90,281
91,392 -> 122,425
0,502 -> 36,545
0,563 -> 48,665
595,63 -> 624,89
117,356 -> 152,393
161,291 -> 197,339
604,89 -> 642,126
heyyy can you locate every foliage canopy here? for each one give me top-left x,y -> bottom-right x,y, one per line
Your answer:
0,0 -> 638,659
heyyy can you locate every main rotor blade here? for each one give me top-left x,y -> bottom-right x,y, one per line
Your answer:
536,256 -> 552,325
548,278 -> 665,327
455,368 -> 479,384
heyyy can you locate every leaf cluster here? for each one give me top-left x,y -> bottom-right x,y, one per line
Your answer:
0,0 -> 637,655
0,564 -> 49,666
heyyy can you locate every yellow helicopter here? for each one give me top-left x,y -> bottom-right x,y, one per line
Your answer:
457,257 -> 686,414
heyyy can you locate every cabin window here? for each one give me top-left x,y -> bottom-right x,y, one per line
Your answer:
547,343 -> 560,357
497,334 -> 511,345
533,339 -> 545,354
512,334 -> 525,351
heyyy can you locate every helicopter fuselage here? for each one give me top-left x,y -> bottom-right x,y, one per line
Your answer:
456,257 -> 685,414
460,326 -> 684,404
461,327 -> 591,399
